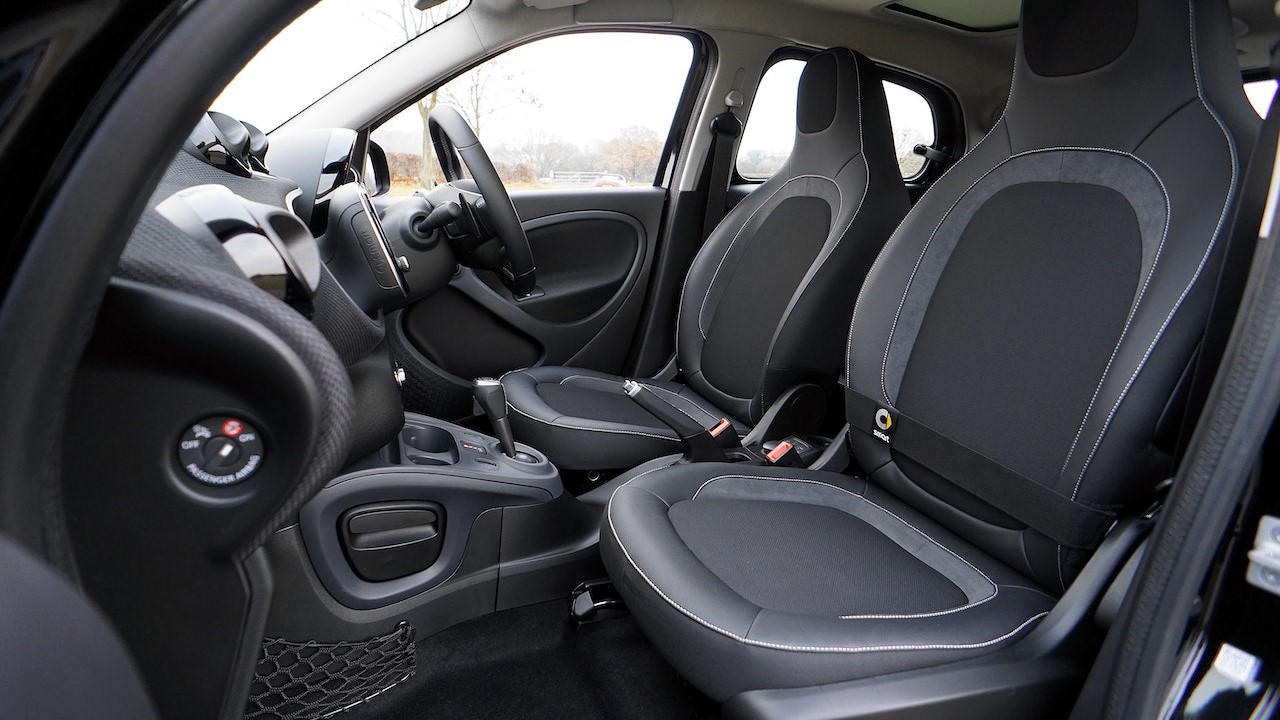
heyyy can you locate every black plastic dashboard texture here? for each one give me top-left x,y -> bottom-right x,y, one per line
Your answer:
64,275 -> 344,719
59,147 -> 373,719
115,155 -> 357,551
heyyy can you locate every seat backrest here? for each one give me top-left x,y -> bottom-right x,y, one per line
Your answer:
845,0 -> 1259,592
0,535 -> 158,719
677,47 -> 909,423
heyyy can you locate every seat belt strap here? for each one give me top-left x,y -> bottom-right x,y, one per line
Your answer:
848,392 -> 1115,549
702,110 -> 743,240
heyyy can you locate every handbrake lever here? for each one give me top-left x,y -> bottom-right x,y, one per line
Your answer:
623,380 -> 731,463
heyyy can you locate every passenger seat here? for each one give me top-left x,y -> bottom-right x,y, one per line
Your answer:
601,0 -> 1258,702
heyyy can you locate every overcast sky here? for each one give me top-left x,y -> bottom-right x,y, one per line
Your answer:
374,32 -> 695,154
214,0 -> 419,131
213,0 -> 701,153
214,0 -> 1277,155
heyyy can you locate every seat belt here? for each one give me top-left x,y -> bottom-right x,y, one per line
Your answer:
701,89 -> 744,240
1174,62 -> 1280,463
847,391 -> 1115,550
846,72 -> 1280,549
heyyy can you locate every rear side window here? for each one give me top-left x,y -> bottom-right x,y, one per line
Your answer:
736,57 -> 937,180
1246,78 -> 1277,117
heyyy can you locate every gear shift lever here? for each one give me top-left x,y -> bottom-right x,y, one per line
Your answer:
473,377 -> 537,463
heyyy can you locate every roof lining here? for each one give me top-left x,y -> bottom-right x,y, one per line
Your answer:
884,3 -> 1017,33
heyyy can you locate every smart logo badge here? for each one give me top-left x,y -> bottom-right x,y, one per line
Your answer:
872,407 -> 894,444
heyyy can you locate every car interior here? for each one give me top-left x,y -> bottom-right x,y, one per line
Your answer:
6,0 -> 1280,718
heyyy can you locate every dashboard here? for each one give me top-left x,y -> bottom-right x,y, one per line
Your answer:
182,112 -> 410,316
53,110 -> 445,711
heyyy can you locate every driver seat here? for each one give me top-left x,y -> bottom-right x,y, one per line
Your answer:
502,47 -> 910,471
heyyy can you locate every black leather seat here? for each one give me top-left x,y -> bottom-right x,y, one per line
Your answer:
503,47 -> 909,471
601,0 -> 1258,701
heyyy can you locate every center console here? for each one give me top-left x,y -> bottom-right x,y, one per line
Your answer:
250,404 -> 600,717
262,409 -> 600,662
397,413 -> 557,489
252,377 -> 841,717
298,412 -> 569,609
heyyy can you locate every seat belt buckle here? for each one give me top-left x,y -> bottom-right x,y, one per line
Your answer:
765,440 -> 801,467
707,417 -> 741,450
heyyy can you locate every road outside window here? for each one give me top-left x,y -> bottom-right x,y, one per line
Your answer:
373,33 -> 695,195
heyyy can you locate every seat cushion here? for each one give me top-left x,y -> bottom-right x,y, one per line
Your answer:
600,463 -> 1056,701
502,366 -> 746,470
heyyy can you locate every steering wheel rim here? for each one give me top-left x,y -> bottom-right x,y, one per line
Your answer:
428,105 -> 536,297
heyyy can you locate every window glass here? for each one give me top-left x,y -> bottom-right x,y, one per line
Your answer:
213,0 -> 470,131
737,57 -> 938,180
373,32 -> 694,195
737,59 -> 805,180
1246,79 -> 1277,118
886,82 -> 935,177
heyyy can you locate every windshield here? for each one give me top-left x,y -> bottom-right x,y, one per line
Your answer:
212,0 -> 470,131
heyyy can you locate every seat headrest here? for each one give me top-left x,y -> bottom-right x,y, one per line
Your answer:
787,47 -> 890,178
797,50 -> 841,134
1005,0 -> 1252,151
1020,0 -> 1138,77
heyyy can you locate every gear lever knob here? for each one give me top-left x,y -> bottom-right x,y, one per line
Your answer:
473,377 -> 509,423
473,377 -> 535,462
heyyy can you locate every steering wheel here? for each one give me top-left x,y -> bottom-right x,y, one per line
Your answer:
428,105 -> 537,297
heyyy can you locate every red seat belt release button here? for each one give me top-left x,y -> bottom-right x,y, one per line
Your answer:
766,441 -> 793,464
709,418 -> 732,438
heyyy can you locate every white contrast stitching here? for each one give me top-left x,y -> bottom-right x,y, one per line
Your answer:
1058,159 -> 1173,477
689,474 -> 1002,619
507,402 -> 681,442
692,49 -> 870,342
1056,0 -> 1239,591
645,383 -> 719,424
762,54 -> 872,375
878,146 -> 1166,410
607,475 -> 1047,652
557,374 -> 596,386
1069,0 -> 1239,490
846,52 -> 1017,400
694,174 -> 841,338
504,371 -> 682,443
554,375 -> 715,426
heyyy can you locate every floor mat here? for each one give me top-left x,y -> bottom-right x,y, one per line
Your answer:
343,601 -> 719,720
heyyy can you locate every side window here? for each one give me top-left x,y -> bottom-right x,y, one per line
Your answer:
1246,78 -> 1277,118
736,56 -> 938,180
373,32 -> 694,195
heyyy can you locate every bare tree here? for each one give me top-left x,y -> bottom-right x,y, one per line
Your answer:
367,0 -> 463,186
602,126 -> 663,182
893,125 -> 927,176
438,57 -> 539,137
512,131 -> 578,179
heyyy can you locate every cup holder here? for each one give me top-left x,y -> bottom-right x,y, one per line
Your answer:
401,426 -> 460,466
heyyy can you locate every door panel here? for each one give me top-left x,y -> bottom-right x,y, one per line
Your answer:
392,187 -> 665,419
475,211 -> 644,323
402,288 -> 543,379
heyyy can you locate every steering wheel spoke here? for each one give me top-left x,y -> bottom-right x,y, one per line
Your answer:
427,106 -> 537,298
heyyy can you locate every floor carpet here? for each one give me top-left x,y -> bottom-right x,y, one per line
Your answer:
344,600 -> 720,720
